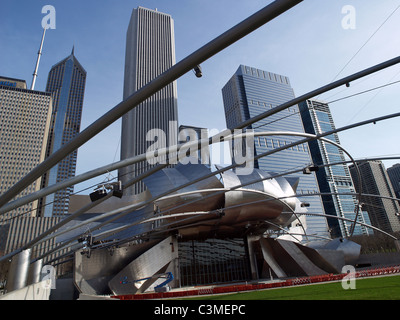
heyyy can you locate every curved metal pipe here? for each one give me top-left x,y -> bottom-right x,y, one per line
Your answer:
1,107 -> 398,218
94,189 -> 399,246
149,131 -> 361,238
33,189 -> 399,264
0,127 -> 380,263
0,0 -> 303,208
2,118 -> 399,262
2,107 -> 396,220
0,129 -> 358,219
0,128 -> 355,259
299,212 -> 397,240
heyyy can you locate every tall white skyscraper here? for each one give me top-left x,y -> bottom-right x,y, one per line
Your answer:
120,7 -> 179,195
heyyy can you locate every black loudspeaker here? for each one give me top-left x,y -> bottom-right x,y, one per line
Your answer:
112,181 -> 123,198
89,189 -> 107,202
113,186 -> 123,198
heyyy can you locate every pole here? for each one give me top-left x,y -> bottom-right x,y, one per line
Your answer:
0,164 -> 169,265
0,0 -> 303,208
18,130 -> 368,250
30,28 -> 46,91
2,52 -> 400,216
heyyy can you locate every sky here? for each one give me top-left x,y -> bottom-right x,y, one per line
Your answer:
1,0 -> 400,195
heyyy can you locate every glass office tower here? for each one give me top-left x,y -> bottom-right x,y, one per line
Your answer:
222,65 -> 329,239
299,99 -> 371,237
41,50 -> 86,217
120,7 -> 178,195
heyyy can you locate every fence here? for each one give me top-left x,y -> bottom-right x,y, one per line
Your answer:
112,265 -> 400,300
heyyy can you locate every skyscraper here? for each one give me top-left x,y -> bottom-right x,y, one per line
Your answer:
0,76 -> 52,220
0,76 -> 53,257
40,49 -> 86,217
222,65 -> 329,238
298,99 -> 371,237
178,125 -> 211,165
120,7 -> 178,195
387,163 -> 400,200
349,161 -> 400,234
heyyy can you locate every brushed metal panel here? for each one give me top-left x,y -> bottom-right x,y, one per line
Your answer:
57,204 -> 154,244
74,241 -> 158,295
6,249 -> 31,292
108,236 -> 178,295
175,163 -> 223,190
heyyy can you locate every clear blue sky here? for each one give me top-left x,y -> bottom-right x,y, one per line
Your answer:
1,0 -> 400,194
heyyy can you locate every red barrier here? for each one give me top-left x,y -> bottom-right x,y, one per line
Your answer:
111,265 -> 400,300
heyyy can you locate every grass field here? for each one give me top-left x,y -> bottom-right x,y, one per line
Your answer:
185,275 -> 400,300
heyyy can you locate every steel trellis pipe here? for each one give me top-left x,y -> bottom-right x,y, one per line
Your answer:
0,164 -> 170,264
23,131 -> 356,246
0,116 -> 394,262
0,0 -> 303,208
1,112 -> 398,264
37,190 -> 398,264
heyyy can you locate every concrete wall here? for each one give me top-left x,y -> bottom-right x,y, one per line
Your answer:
357,252 -> 400,267
0,280 -> 50,300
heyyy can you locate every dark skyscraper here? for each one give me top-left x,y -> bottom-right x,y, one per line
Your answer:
349,160 -> 400,234
387,163 -> 400,200
120,7 -> 178,195
41,49 -> 86,217
222,65 -> 329,238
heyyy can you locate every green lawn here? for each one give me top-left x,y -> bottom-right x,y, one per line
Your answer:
185,275 -> 400,300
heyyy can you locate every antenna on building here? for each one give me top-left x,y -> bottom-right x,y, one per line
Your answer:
30,28 -> 46,91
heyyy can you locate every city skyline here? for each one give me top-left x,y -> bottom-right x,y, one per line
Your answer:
1,1 -> 400,194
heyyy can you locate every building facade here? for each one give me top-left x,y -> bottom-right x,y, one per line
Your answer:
222,65 -> 329,239
178,125 -> 211,165
387,163 -> 400,200
298,99 -> 371,237
0,76 -> 52,221
120,7 -> 179,195
0,76 -> 53,257
349,161 -> 400,234
40,50 -> 86,217
178,238 -> 251,287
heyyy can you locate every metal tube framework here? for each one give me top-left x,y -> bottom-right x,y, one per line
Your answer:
0,0 -> 303,208
1,0 -> 400,268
